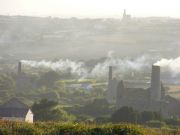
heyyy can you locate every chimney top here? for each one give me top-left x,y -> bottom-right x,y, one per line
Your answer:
18,61 -> 22,74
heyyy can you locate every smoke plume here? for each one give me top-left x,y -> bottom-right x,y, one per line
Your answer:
21,51 -> 152,79
154,57 -> 180,76
90,52 -> 151,78
21,59 -> 88,77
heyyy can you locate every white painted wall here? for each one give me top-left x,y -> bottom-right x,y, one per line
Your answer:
25,109 -> 34,123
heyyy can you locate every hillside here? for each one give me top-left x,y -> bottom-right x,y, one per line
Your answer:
0,16 -> 180,60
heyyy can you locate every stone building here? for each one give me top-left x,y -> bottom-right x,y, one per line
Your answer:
0,98 -> 33,123
107,65 -> 180,118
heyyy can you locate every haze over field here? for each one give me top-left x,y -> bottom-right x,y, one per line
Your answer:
0,1 -> 180,72
0,16 -> 180,60
0,0 -> 179,60
0,13 -> 180,83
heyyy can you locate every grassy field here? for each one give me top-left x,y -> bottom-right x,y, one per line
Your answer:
167,85 -> 180,100
0,121 -> 179,135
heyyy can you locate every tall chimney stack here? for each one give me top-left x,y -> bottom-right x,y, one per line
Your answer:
18,61 -> 22,74
108,66 -> 113,82
107,66 -> 114,102
150,65 -> 161,101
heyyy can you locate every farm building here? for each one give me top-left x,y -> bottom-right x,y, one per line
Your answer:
0,98 -> 33,123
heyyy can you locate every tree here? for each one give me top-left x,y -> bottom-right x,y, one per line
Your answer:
140,111 -> 155,123
140,111 -> 161,123
90,87 -> 105,98
0,74 -> 15,100
80,98 -> 111,117
0,74 -> 15,91
32,99 -> 75,121
111,106 -> 138,123
37,71 -> 60,88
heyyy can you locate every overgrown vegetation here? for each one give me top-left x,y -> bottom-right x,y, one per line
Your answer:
0,72 -> 180,129
32,99 -> 76,122
0,121 -> 179,135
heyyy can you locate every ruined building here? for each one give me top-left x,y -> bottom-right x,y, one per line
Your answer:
107,65 -> 180,118
13,61 -> 35,91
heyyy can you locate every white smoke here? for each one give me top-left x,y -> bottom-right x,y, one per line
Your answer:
154,57 -> 180,76
21,51 -> 152,79
21,59 -> 88,77
90,53 -> 150,78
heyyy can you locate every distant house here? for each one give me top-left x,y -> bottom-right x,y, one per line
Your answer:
0,98 -> 33,123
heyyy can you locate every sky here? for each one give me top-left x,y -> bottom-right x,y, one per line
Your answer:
0,0 -> 179,18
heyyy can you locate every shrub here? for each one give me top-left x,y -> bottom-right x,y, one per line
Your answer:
0,120 -> 179,135
111,106 -> 138,123
146,120 -> 166,128
165,118 -> 180,127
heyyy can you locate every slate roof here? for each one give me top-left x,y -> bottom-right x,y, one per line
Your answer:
0,98 -> 30,118
0,108 -> 29,117
0,98 -> 29,109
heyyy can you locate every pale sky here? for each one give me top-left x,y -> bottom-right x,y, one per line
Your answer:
0,0 -> 179,18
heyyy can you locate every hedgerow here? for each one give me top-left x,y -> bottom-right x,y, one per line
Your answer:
0,121 -> 179,135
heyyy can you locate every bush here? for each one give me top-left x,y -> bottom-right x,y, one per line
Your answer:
32,99 -> 76,122
95,116 -> 110,124
0,120 -> 179,135
165,118 -> 180,127
51,124 -> 149,135
0,128 -> 10,135
140,111 -> 161,124
146,120 -> 166,128
111,106 -> 138,123
0,121 -> 43,135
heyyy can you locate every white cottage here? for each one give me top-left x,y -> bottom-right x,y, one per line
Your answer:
0,98 -> 33,123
